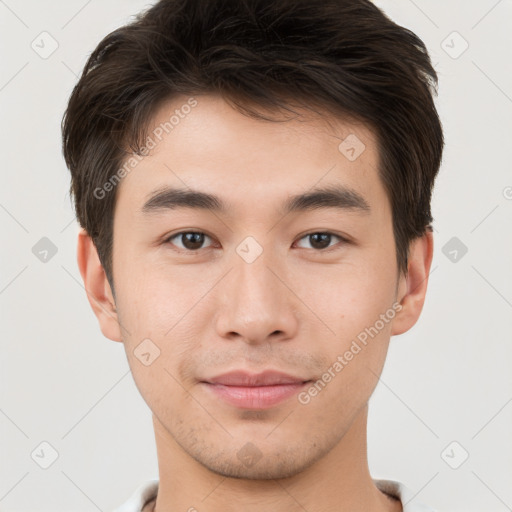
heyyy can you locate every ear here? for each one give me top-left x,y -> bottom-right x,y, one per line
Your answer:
76,229 -> 123,342
391,230 -> 434,336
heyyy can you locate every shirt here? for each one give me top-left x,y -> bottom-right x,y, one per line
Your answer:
112,478 -> 437,511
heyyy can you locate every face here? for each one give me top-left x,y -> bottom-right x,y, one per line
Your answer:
105,94 -> 408,478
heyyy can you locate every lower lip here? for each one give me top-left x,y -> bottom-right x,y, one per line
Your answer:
202,382 -> 310,409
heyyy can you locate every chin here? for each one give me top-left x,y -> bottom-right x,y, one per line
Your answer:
190,441 -> 329,481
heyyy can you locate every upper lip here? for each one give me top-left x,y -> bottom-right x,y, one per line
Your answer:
203,370 -> 309,387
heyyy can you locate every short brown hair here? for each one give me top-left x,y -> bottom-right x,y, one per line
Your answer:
62,0 -> 444,289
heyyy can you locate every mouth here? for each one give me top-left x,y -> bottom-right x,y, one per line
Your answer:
200,370 -> 312,410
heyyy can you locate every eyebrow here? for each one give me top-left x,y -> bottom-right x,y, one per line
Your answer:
141,184 -> 371,216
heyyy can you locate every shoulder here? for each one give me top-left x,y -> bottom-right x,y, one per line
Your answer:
111,479 -> 159,512
373,478 -> 438,512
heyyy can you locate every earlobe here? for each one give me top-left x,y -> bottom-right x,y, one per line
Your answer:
391,230 -> 434,336
76,229 -> 123,342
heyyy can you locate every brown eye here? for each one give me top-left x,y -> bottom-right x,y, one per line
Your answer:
295,232 -> 344,250
167,232 -> 213,251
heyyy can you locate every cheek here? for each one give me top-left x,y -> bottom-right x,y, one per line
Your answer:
301,258 -> 396,333
115,251 -> 188,325
113,266 -> 204,414
300,271 -> 397,415
299,251 -> 398,390
114,256 -> 216,365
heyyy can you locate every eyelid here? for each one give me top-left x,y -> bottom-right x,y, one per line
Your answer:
164,230 -> 216,251
164,230 -> 350,252
294,231 -> 349,250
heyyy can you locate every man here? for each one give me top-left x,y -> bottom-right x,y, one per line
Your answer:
62,0 -> 444,510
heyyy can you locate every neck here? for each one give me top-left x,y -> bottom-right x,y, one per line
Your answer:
150,405 -> 401,512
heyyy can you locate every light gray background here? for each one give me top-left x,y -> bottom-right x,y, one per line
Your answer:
1,1 -> 511,511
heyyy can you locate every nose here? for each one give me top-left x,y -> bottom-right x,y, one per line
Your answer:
214,244 -> 299,345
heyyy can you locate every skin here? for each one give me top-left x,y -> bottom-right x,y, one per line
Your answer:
77,94 -> 433,512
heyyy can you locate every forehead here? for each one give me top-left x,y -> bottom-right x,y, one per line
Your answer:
115,93 -> 387,218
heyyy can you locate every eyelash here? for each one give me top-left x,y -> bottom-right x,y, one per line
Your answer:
164,231 -> 349,253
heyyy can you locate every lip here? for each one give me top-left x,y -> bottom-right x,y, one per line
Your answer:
201,370 -> 311,409
205,370 -> 308,386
